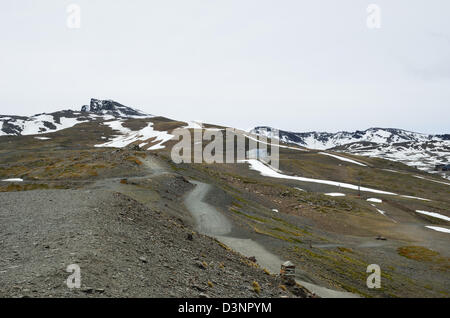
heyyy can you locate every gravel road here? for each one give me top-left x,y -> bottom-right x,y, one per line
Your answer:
184,181 -> 359,298
183,181 -> 232,236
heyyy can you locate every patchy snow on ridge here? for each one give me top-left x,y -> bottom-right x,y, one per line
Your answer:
252,127 -> 439,150
1,98 -> 153,137
251,126 -> 450,176
95,120 -> 174,150
1,113 -> 88,136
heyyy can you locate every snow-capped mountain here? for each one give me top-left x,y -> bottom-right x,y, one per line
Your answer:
251,126 -> 450,174
252,126 -> 449,149
2,98 -> 449,178
0,98 -> 151,136
0,112 -> 83,136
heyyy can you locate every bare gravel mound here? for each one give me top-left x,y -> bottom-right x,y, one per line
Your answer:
0,189 -> 298,298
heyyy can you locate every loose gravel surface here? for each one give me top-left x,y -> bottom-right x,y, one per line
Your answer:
0,189 -> 298,298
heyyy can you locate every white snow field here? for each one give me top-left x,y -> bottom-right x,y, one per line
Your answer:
367,198 -> 383,203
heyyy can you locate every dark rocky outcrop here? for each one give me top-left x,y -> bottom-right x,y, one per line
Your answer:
81,98 -> 150,118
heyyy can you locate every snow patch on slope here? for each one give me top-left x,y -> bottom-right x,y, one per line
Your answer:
183,121 -> 203,129
415,210 -> 450,222
95,120 -> 174,149
244,159 -> 397,195
425,226 -> 450,233
244,159 -> 432,201
325,193 -> 346,197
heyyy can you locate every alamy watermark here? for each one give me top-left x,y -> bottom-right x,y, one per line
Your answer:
170,128 -> 280,170
66,4 -> 81,29
64,4 -> 380,31
366,264 -> 381,289
366,4 -> 381,29
66,264 -> 81,289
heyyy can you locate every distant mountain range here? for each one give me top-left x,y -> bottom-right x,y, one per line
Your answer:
251,126 -> 450,175
0,99 -> 151,136
1,99 -> 449,178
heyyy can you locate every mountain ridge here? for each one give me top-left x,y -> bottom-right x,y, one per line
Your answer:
0,98 -> 151,136
251,126 -> 450,176
1,99 -> 448,177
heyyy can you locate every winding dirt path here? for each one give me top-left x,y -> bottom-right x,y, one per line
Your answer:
184,180 -> 360,298
183,181 -> 232,236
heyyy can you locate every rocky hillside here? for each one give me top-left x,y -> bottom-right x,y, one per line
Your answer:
0,188 -> 303,298
1,99 -> 449,298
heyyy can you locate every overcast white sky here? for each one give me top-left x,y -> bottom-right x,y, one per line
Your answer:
0,0 -> 449,133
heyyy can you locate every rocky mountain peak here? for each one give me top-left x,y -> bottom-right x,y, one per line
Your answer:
81,98 -> 150,118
